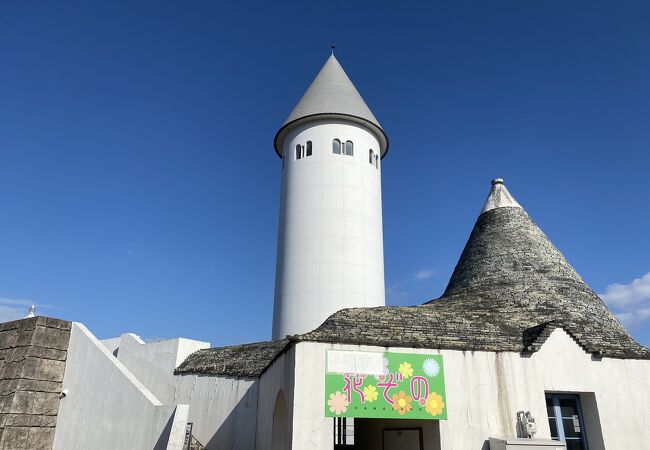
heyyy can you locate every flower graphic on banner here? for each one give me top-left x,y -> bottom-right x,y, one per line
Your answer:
398,362 -> 413,379
328,391 -> 349,415
392,390 -> 413,415
425,392 -> 445,416
363,385 -> 378,403
325,351 -> 447,420
423,358 -> 440,378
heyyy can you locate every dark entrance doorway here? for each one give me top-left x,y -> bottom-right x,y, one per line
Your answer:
382,428 -> 423,450
334,418 -> 440,450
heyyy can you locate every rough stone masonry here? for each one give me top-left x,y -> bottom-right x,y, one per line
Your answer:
0,317 -> 71,450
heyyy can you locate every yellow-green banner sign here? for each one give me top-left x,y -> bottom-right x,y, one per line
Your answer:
325,351 -> 447,420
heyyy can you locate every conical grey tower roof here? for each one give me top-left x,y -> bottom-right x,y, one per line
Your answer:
274,54 -> 388,158
283,54 -> 381,128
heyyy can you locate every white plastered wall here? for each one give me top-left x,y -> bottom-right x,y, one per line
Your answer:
170,374 -> 258,449
290,329 -> 650,450
110,333 -> 258,449
256,346 -> 295,450
273,119 -> 386,339
53,323 -> 186,450
112,333 -> 209,404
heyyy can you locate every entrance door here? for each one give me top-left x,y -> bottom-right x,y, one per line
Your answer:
382,428 -> 423,450
546,394 -> 589,450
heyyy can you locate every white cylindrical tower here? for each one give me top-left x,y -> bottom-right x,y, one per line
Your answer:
272,54 -> 389,339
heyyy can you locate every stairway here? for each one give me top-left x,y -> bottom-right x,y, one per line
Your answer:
183,422 -> 205,450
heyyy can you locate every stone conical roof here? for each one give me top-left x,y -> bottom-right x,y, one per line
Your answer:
439,179 -> 647,357
445,182 -> 582,297
294,179 -> 649,360
274,54 -> 388,157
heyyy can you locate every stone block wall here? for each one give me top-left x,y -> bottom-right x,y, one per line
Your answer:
0,317 -> 71,450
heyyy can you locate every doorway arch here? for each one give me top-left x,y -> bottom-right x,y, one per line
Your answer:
271,390 -> 288,450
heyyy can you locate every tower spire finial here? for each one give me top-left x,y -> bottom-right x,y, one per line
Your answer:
330,45 -> 335,55
481,178 -> 522,214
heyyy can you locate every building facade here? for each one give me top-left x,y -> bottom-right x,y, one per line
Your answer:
0,54 -> 648,450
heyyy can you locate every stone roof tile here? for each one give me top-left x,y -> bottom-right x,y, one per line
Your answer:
174,339 -> 290,378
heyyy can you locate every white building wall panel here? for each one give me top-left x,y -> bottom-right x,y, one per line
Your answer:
171,375 -> 258,450
291,330 -> 650,450
256,346 -> 295,450
112,334 -> 258,450
53,323 -> 180,450
114,333 -> 209,405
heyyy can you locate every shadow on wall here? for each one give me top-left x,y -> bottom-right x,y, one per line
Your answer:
154,409 -> 177,450
204,379 -> 260,450
578,393 -> 605,450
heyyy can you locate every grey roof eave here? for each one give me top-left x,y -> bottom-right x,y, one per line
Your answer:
273,113 -> 389,160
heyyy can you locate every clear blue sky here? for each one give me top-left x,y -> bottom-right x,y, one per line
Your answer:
1,1 -> 649,347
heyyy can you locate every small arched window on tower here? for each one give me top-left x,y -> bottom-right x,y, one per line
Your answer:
306,141 -> 312,157
332,139 -> 341,154
345,140 -> 354,156
295,144 -> 302,160
369,149 -> 379,168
